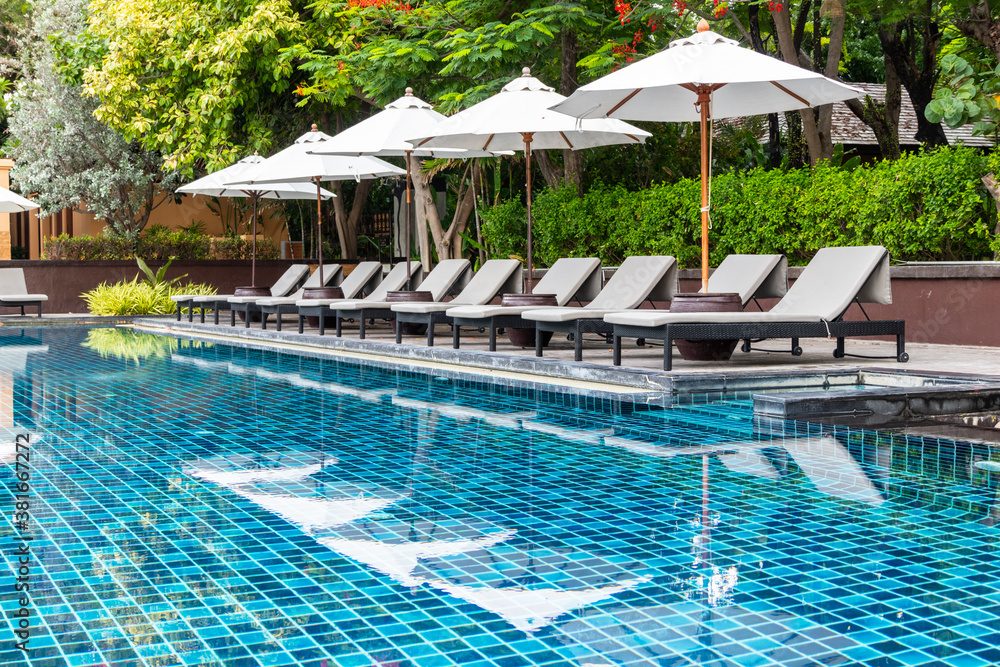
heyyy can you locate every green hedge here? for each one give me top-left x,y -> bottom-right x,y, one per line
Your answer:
481,146 -> 996,267
42,226 -> 279,261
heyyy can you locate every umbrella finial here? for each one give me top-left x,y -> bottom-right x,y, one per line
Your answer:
697,18 -> 710,32
522,67 -> 531,77
311,123 -> 319,132
405,87 -> 413,96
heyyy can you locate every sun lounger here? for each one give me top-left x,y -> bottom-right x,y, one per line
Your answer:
520,255 -> 678,360
229,264 -> 344,328
333,259 -> 473,339
0,269 -> 47,317
524,254 -> 785,360
295,261 -> 424,335
391,259 -> 524,346
447,257 -> 603,351
258,261 -> 383,331
172,264 -> 310,324
605,246 -> 906,370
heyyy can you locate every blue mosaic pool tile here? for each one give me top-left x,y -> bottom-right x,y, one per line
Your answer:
1,328 -> 999,666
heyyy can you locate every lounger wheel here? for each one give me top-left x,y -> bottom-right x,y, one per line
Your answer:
898,352 -> 909,363
791,346 -> 803,356
833,348 -> 845,358
636,338 -> 645,347
741,340 -> 752,353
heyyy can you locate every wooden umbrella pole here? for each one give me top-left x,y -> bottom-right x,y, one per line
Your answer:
405,149 -> 412,289
699,87 -> 711,292
314,176 -> 324,286
523,132 -> 534,294
251,195 -> 259,286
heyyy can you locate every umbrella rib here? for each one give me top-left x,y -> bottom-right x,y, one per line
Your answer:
558,131 -> 574,149
483,134 -> 496,151
607,89 -> 643,116
770,81 -> 810,107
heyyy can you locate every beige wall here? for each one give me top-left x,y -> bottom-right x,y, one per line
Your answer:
7,187 -> 292,260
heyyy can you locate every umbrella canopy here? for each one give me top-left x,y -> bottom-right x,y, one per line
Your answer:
226,126 -> 405,186
224,127 -> 405,284
177,155 -> 336,199
178,155 -> 336,286
308,88 -> 500,281
0,187 -> 39,213
551,20 -> 862,289
407,68 -> 651,293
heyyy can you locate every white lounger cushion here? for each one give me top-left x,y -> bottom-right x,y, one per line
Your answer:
231,264 -> 342,305
294,262 -> 421,308
447,257 -> 601,319
523,255 -> 677,323
605,309 -> 822,327
336,259 -> 471,313
390,259 -> 523,315
604,246 -> 890,328
703,254 -> 787,303
173,264 -> 310,302
0,294 -> 47,301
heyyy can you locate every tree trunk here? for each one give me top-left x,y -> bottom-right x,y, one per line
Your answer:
954,1 -> 1000,64
748,5 -> 782,168
771,3 -> 824,164
844,55 -> 902,160
983,174 -> 1000,260
421,161 -> 477,261
330,179 -> 373,259
560,28 -> 583,194
815,8 -> 846,158
879,18 -> 948,147
411,155 -> 434,268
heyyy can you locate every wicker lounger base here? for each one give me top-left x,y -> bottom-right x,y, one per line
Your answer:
532,319 -> 613,362
259,303 -> 300,331
451,314 -> 537,351
295,305 -> 394,338
173,299 -> 235,325
612,319 -> 908,371
394,311 -> 452,346
0,300 -> 43,317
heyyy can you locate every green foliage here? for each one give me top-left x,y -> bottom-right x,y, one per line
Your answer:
135,256 -> 186,289
42,227 -> 278,260
926,53 -> 1000,134
481,146 -> 995,266
81,279 -> 216,316
478,198 -> 526,261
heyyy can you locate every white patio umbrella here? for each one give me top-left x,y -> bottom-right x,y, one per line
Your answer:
407,68 -> 651,293
551,19 -> 863,290
177,155 -> 336,286
309,88 -> 501,284
225,126 -> 405,286
0,187 -> 39,212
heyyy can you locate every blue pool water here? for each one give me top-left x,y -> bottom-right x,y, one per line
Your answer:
1,327 -> 999,667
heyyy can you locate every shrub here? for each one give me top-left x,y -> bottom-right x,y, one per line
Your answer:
42,228 -> 279,261
210,235 -> 279,260
481,145 -> 994,267
81,279 -> 216,316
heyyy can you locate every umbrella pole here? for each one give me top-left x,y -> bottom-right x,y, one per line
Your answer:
405,149 -> 412,289
523,133 -> 534,294
699,88 -> 711,292
251,195 -> 259,286
314,176 -> 324,286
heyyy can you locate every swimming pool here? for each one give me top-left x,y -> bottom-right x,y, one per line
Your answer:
1,327 -> 998,667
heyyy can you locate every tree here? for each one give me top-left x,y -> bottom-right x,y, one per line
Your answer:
68,0 -> 303,173
6,0 -> 178,240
